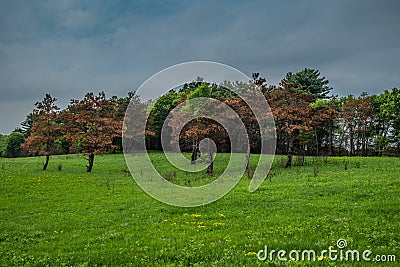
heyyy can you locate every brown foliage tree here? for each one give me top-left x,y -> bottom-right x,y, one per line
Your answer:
338,93 -> 375,156
65,92 -> 121,172
267,82 -> 313,167
22,94 -> 61,170
168,105 -> 223,175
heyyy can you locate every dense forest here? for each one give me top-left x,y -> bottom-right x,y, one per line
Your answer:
0,68 -> 399,172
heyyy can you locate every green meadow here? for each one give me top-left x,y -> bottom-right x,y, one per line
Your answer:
0,153 -> 399,266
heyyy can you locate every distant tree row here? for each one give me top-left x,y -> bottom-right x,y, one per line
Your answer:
145,70 -> 399,169
2,68 -> 399,173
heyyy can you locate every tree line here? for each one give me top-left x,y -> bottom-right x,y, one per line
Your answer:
1,92 -> 131,172
0,68 -> 399,172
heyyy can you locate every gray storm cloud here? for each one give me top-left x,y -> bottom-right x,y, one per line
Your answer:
0,0 -> 399,134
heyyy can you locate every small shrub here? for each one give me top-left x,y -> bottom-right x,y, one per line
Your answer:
246,166 -> 255,179
278,157 -> 286,168
106,177 -> 115,192
268,172 -> 275,182
313,165 -> 319,177
322,156 -> 329,164
164,171 -> 176,182
295,155 -> 305,166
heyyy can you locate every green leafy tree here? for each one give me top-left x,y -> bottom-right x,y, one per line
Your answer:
187,83 -> 212,100
179,77 -> 205,94
4,132 -> 25,158
390,88 -> 400,155
20,113 -> 37,136
122,93 -> 153,153
373,88 -> 400,155
148,90 -> 181,150
110,92 -> 137,151
282,68 -> 332,100
309,98 -> 338,156
0,134 -> 6,157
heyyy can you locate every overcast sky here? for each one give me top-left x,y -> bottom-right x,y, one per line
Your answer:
0,0 -> 399,134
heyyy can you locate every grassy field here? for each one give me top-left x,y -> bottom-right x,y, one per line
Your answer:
0,153 -> 399,266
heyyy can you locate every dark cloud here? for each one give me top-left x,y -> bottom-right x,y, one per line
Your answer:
0,0 -> 399,134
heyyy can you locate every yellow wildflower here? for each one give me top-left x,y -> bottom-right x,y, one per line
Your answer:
247,252 -> 257,256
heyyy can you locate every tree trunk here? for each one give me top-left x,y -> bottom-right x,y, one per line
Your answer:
87,153 -> 94,172
362,128 -> 366,156
43,154 -> 50,170
356,128 -> 361,156
244,144 -> 250,170
191,139 -> 198,164
314,126 -> 319,157
285,137 -> 293,168
191,147 -> 198,164
349,124 -> 354,156
329,121 -> 333,156
206,149 -> 214,175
